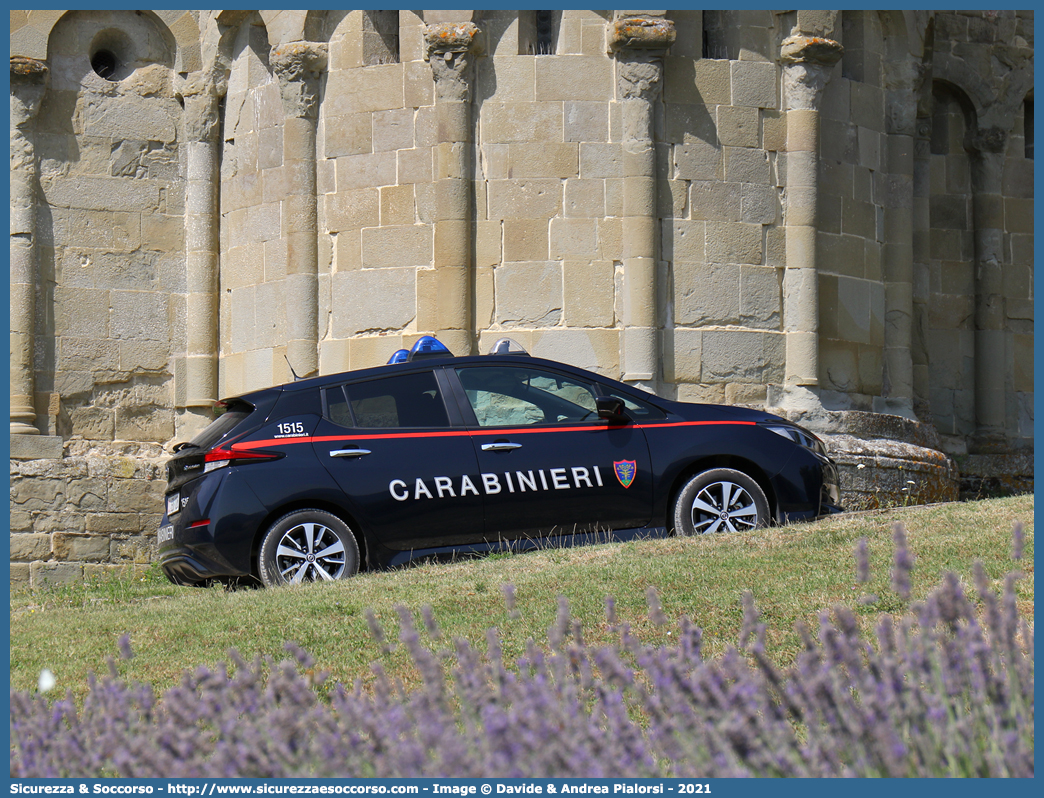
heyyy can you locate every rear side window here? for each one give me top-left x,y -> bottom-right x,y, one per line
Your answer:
327,371 -> 451,429
189,401 -> 253,449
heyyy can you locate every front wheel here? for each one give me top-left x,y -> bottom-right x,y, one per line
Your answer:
258,510 -> 360,587
671,468 -> 770,536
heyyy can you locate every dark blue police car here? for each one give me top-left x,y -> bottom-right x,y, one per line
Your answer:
158,337 -> 842,587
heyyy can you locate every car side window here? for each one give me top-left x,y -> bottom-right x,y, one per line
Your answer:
325,371 -> 451,429
326,388 -> 353,427
456,366 -> 598,427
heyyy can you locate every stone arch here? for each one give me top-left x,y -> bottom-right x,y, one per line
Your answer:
151,11 -> 201,73
16,9 -> 197,73
878,11 -> 910,61
933,51 -> 996,123
258,10 -> 310,47
303,11 -> 330,43
931,78 -> 979,152
891,10 -> 932,60
46,10 -> 178,85
193,11 -> 253,94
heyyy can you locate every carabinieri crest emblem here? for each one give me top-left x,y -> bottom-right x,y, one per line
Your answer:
613,460 -> 636,488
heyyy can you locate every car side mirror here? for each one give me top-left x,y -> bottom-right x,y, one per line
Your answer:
595,396 -> 628,422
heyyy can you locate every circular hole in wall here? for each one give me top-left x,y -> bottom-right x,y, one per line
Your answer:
90,49 -> 121,80
89,28 -> 135,82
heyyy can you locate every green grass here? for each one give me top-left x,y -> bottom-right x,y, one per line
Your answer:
10,494 -> 1033,702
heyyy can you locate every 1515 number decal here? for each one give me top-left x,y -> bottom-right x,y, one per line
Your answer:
276,422 -> 306,436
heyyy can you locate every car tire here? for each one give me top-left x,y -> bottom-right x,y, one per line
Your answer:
258,509 -> 360,587
671,468 -> 770,536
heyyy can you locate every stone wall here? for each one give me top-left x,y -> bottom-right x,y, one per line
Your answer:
8,10 -> 1033,585
32,10 -> 185,445
9,442 -> 165,587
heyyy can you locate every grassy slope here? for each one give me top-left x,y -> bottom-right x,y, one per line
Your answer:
9,494 -> 1033,701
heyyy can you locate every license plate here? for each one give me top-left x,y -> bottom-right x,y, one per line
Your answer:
166,493 -> 180,516
158,525 -> 174,544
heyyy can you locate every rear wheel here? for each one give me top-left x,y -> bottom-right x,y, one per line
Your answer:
258,510 -> 360,587
671,468 -> 770,536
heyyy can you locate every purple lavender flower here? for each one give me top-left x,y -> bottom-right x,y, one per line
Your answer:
501,583 -> 521,620
854,536 -> 870,583
1012,522 -> 1024,561
420,604 -> 442,639
645,586 -> 667,626
738,590 -> 764,652
891,523 -> 915,600
117,635 -> 134,661
10,533 -> 1034,778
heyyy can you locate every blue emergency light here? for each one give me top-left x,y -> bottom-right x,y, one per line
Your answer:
407,336 -> 453,361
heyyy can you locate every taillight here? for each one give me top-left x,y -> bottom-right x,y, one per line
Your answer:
203,445 -> 280,473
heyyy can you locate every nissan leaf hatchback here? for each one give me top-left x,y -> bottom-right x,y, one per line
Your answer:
158,337 -> 842,587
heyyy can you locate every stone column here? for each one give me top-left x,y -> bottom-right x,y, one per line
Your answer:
271,42 -> 327,378
10,56 -> 47,437
424,22 -> 479,357
778,35 -> 842,400
969,132 -> 1008,450
608,16 -> 675,388
179,75 -> 222,413
879,60 -> 924,419
910,116 -> 933,419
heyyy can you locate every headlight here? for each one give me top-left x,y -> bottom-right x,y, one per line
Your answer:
762,424 -> 827,456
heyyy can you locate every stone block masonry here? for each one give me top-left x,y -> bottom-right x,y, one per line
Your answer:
9,443 -> 166,588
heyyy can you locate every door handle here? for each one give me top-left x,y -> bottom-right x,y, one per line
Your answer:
481,442 -> 521,452
330,448 -> 371,458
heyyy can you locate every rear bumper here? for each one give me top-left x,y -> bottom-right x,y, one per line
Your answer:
158,549 -> 229,585
157,508 -> 253,585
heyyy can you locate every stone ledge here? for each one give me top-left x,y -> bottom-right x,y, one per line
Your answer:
771,407 -> 943,450
955,452 -> 1035,500
9,434 -> 63,460
819,431 -> 960,511
956,452 -> 1034,479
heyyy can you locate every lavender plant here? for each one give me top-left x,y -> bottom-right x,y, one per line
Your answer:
11,525 -> 1033,778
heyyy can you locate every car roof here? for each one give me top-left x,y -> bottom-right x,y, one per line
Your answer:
232,354 -> 639,401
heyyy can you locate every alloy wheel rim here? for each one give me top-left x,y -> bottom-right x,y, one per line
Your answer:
690,481 -> 759,534
275,522 -> 347,583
